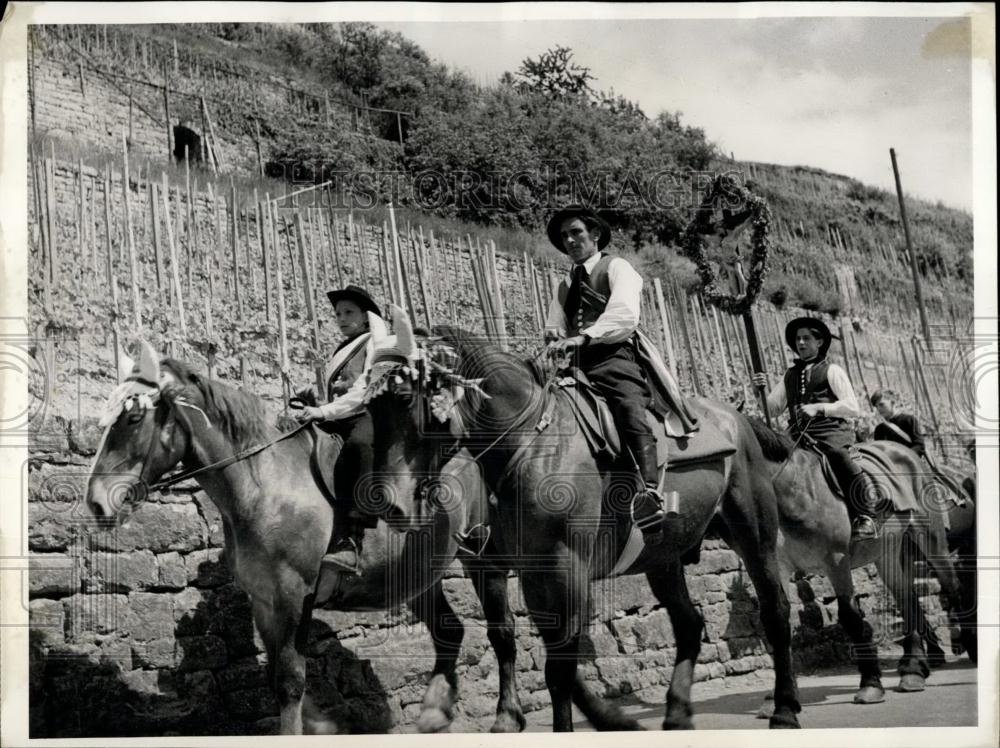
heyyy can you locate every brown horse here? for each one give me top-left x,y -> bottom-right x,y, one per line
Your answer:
748,419 -> 972,706
84,343 -> 525,734
363,317 -> 803,731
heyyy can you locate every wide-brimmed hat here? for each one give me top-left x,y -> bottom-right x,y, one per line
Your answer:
325,285 -> 381,317
546,205 -> 611,253
784,316 -> 836,355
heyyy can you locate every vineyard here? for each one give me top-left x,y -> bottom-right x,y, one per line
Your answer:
24,21 -> 977,737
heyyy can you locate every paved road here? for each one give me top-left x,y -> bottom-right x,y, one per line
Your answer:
525,660 -> 977,731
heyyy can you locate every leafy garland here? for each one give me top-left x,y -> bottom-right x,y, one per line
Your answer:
681,173 -> 771,315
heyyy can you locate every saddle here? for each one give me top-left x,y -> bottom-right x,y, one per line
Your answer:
556,368 -> 736,470
812,442 -> 922,514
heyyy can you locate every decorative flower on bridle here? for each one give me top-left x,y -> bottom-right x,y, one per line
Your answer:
99,341 -> 161,427
363,305 -> 488,426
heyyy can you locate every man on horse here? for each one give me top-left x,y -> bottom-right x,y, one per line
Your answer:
542,205 -> 668,540
752,317 -> 881,541
295,285 -> 386,574
870,389 -> 926,458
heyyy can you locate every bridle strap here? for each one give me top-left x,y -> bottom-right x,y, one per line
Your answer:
147,410 -> 312,492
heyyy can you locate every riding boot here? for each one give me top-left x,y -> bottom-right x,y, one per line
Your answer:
627,431 -> 668,539
849,469 -> 881,542
322,514 -> 365,575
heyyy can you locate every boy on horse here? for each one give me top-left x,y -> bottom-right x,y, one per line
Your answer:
295,285 -> 386,574
752,317 -> 881,541
870,389 -> 926,458
542,205 -> 668,540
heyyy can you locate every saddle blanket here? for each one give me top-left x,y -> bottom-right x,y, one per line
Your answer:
819,443 -> 922,514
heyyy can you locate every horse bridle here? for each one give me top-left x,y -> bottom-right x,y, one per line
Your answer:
123,386 -> 311,494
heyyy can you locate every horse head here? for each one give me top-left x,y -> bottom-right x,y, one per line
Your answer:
85,341 -> 213,527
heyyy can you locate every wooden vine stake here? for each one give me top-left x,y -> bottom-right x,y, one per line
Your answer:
121,129 -> 142,332
160,172 -> 187,339
294,213 -> 325,395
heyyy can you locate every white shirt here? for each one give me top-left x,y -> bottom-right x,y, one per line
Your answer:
764,360 -> 860,420
543,252 -> 643,345
317,313 -> 388,421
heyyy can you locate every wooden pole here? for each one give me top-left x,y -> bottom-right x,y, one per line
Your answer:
411,228 -> 434,330
487,241 -> 508,351
121,129 -> 142,332
199,96 -> 217,174
379,222 -> 395,305
890,148 -> 932,344
294,213 -> 325,395
273,203 -> 291,413
102,165 -> 113,289
163,66 -> 172,160
149,181 -> 164,291
43,155 -> 57,308
710,304 -> 732,393
160,173 -> 187,337
386,203 -> 410,314
673,283 -> 702,397
253,118 -> 265,177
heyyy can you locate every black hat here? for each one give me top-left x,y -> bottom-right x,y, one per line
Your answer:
784,316 -> 836,356
325,285 -> 381,317
546,205 -> 611,253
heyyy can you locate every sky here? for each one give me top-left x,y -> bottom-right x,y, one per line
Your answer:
377,16 -> 974,211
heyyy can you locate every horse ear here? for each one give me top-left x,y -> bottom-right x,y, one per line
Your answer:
391,304 -> 417,360
136,340 -> 160,385
368,311 -> 388,343
117,348 -> 135,384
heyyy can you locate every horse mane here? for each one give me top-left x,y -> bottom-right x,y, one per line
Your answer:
430,325 -> 537,381
161,358 -> 275,450
748,417 -> 795,462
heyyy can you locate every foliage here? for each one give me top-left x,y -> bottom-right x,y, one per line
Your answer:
514,45 -> 596,99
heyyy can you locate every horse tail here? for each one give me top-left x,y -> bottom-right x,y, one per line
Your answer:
747,417 -> 794,463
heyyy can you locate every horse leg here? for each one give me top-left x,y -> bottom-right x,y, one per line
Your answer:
412,580 -> 464,733
720,477 -> 801,728
466,564 -> 526,732
920,525 -> 967,666
826,557 -> 884,703
645,560 -> 704,729
253,594 -> 309,735
875,535 -> 930,693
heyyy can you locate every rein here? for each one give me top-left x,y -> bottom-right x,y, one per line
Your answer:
148,409 -> 312,492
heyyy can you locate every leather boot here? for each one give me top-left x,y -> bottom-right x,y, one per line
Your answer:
322,518 -> 364,575
627,431 -> 666,537
849,470 -> 881,542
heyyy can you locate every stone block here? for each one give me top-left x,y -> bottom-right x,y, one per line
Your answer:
192,491 -> 225,544
128,592 -> 176,640
86,550 -> 157,592
157,552 -> 187,589
29,552 -> 81,597
88,502 -> 206,554
29,598 -> 66,647
132,637 -> 178,669
632,609 -> 674,649
63,593 -> 134,640
185,548 -> 231,587
172,586 -> 211,634
28,504 -> 80,552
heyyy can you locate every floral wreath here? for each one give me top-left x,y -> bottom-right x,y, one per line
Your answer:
680,173 -> 771,316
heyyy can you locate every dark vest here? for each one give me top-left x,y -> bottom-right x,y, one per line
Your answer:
556,254 -> 614,336
783,358 -> 854,445
326,333 -> 369,402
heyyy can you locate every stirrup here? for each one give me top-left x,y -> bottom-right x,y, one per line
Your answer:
631,488 -> 667,534
850,516 -> 880,542
321,537 -> 362,575
454,524 -> 491,558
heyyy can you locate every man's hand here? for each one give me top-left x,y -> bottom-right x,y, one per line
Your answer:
751,372 -> 768,389
545,335 -> 588,361
295,406 -> 324,423
797,403 -> 823,418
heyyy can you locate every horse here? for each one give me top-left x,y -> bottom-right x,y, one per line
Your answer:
361,314 -> 803,731
83,342 -> 526,735
747,419 -> 971,707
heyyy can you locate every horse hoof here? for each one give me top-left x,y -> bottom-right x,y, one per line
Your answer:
853,686 -> 885,704
490,711 -> 526,733
756,696 -> 775,719
769,713 -> 801,729
896,674 -> 926,693
417,707 -> 452,733
662,717 -> 694,731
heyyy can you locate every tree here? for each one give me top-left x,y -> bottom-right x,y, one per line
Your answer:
514,46 -> 595,99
